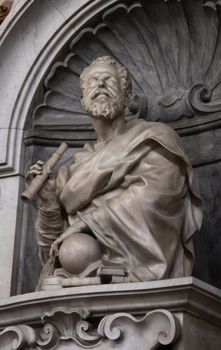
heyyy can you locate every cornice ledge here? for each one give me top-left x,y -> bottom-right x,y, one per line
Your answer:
0,278 -> 220,328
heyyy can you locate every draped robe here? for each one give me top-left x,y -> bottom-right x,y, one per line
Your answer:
36,119 -> 202,282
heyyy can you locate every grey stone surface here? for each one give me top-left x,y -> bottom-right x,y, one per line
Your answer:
0,1 -> 13,24
18,0 -> 221,293
0,176 -> 20,298
0,308 -> 180,349
0,278 -> 220,349
0,0 -> 220,299
24,56 -> 202,291
0,0 -> 123,297
0,277 -> 220,327
0,2 -> 218,349
0,0 -> 122,177
180,314 -> 221,350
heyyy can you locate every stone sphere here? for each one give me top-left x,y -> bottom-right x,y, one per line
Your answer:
58,233 -> 101,275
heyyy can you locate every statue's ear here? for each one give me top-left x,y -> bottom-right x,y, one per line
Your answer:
125,91 -> 132,108
123,76 -> 133,107
80,93 -> 86,109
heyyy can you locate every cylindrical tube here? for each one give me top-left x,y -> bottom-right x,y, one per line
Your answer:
21,143 -> 68,202
61,276 -> 101,287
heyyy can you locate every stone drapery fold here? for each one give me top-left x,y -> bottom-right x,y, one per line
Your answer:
37,120 -> 202,281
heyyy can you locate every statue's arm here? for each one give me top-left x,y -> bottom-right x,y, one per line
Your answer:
25,161 -> 65,264
35,203 -> 65,265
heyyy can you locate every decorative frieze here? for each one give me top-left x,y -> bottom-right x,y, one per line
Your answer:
0,279 -> 221,349
0,307 -> 180,349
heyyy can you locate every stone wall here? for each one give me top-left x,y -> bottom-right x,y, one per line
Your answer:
1,0 -> 221,297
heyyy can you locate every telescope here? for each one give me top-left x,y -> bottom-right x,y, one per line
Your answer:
21,143 -> 68,202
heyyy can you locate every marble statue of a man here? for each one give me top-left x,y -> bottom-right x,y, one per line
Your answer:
26,56 -> 202,290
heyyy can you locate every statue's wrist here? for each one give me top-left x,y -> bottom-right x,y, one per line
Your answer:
38,200 -> 61,212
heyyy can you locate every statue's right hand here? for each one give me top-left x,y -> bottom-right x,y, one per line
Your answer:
25,160 -> 57,205
25,160 -> 45,185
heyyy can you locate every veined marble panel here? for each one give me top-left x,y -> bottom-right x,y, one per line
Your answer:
0,176 -> 20,298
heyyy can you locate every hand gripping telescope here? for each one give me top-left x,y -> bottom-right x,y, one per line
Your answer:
21,143 -> 68,203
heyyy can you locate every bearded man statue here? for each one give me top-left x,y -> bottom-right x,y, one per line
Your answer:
26,56 -> 202,290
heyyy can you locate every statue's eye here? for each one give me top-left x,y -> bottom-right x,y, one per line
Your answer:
106,77 -> 117,86
88,78 -> 97,87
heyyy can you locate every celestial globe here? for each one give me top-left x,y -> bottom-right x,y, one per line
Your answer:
58,233 -> 102,275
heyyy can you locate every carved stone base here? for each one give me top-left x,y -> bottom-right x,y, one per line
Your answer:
0,277 -> 220,349
0,308 -> 180,349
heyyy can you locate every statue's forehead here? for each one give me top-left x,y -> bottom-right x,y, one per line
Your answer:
87,63 -> 118,78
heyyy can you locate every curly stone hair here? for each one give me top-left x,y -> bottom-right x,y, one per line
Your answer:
80,56 -> 132,105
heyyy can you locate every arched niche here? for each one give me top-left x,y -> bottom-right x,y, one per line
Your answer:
0,0 -> 123,297
1,0 -> 221,295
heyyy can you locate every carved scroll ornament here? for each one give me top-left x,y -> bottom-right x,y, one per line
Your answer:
0,308 -> 180,349
129,84 -> 221,123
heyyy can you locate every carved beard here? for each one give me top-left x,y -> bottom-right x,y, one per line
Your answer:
83,91 -> 125,120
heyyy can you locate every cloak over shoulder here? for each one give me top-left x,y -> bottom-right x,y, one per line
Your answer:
55,120 -> 202,281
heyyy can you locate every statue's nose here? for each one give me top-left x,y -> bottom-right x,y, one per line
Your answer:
98,80 -> 105,87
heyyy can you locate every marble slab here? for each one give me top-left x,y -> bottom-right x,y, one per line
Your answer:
0,176 -> 20,298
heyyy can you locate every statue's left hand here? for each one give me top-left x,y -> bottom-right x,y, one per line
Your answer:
49,217 -> 89,258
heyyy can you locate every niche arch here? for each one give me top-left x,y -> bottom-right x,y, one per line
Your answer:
5,0 -> 221,294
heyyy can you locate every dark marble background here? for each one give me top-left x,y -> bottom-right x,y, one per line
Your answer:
11,0 -> 221,294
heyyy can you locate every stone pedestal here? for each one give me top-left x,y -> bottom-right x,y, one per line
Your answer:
0,277 -> 220,349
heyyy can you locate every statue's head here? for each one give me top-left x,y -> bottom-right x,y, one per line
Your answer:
80,56 -> 132,120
